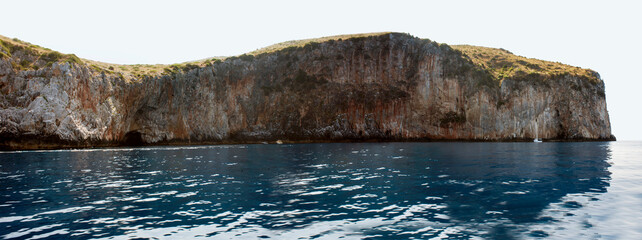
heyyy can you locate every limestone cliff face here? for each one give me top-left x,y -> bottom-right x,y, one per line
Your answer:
0,33 -> 614,149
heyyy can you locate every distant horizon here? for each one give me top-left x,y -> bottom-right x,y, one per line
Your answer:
1,0 -> 639,140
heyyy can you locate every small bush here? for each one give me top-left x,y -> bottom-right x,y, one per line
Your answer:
0,40 -> 11,58
8,44 -> 25,55
182,63 -> 199,72
40,51 -> 64,63
303,41 -> 321,51
239,54 -> 254,62
90,64 -> 103,72
19,59 -> 31,69
64,55 -> 82,65
38,51 -> 82,66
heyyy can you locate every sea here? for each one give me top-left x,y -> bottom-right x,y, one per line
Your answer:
1,142 -> 641,239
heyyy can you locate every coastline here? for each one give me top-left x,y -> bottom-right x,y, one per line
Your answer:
0,135 -> 617,151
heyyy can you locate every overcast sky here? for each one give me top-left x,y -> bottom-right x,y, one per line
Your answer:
1,0 -> 639,140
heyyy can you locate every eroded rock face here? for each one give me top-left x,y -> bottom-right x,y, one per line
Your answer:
0,33 -> 614,149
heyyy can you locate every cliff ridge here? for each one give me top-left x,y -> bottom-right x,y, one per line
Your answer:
0,33 -> 614,149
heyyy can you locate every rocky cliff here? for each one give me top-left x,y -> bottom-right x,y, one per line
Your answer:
0,32 -> 614,149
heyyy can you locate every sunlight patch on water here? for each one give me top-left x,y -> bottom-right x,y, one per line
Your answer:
341,185 -> 363,191
300,191 -> 328,196
90,205 -> 468,240
0,206 -> 95,224
175,192 -> 198,198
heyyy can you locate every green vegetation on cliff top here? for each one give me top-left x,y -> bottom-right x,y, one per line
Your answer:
0,33 -> 600,84
451,45 -> 600,83
248,32 -> 393,55
0,35 -> 82,70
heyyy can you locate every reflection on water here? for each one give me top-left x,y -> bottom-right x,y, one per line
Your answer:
0,142 -> 636,239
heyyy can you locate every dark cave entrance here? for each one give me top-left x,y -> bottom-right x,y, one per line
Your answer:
123,131 -> 144,146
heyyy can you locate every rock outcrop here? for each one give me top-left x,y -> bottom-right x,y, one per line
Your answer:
0,33 -> 614,149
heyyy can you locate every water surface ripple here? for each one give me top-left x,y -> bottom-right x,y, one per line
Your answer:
1,142 -> 641,239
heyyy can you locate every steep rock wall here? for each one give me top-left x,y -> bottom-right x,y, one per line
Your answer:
0,33 -> 614,149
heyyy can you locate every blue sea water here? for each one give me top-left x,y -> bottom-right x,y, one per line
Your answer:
1,142 -> 641,239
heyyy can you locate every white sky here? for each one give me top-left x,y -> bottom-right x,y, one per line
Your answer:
1,0 -> 640,140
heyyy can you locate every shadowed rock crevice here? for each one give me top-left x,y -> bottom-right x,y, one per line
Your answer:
123,131 -> 144,146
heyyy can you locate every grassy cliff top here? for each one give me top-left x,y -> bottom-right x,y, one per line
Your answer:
248,32 -> 393,55
451,45 -> 600,83
1,33 -> 600,84
1,32 -> 395,78
0,35 -> 84,66
0,35 -> 218,79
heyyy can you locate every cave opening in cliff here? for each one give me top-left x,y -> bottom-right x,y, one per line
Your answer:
123,131 -> 144,146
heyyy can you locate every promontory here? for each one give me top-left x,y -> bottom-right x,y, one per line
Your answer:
0,32 -> 614,149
